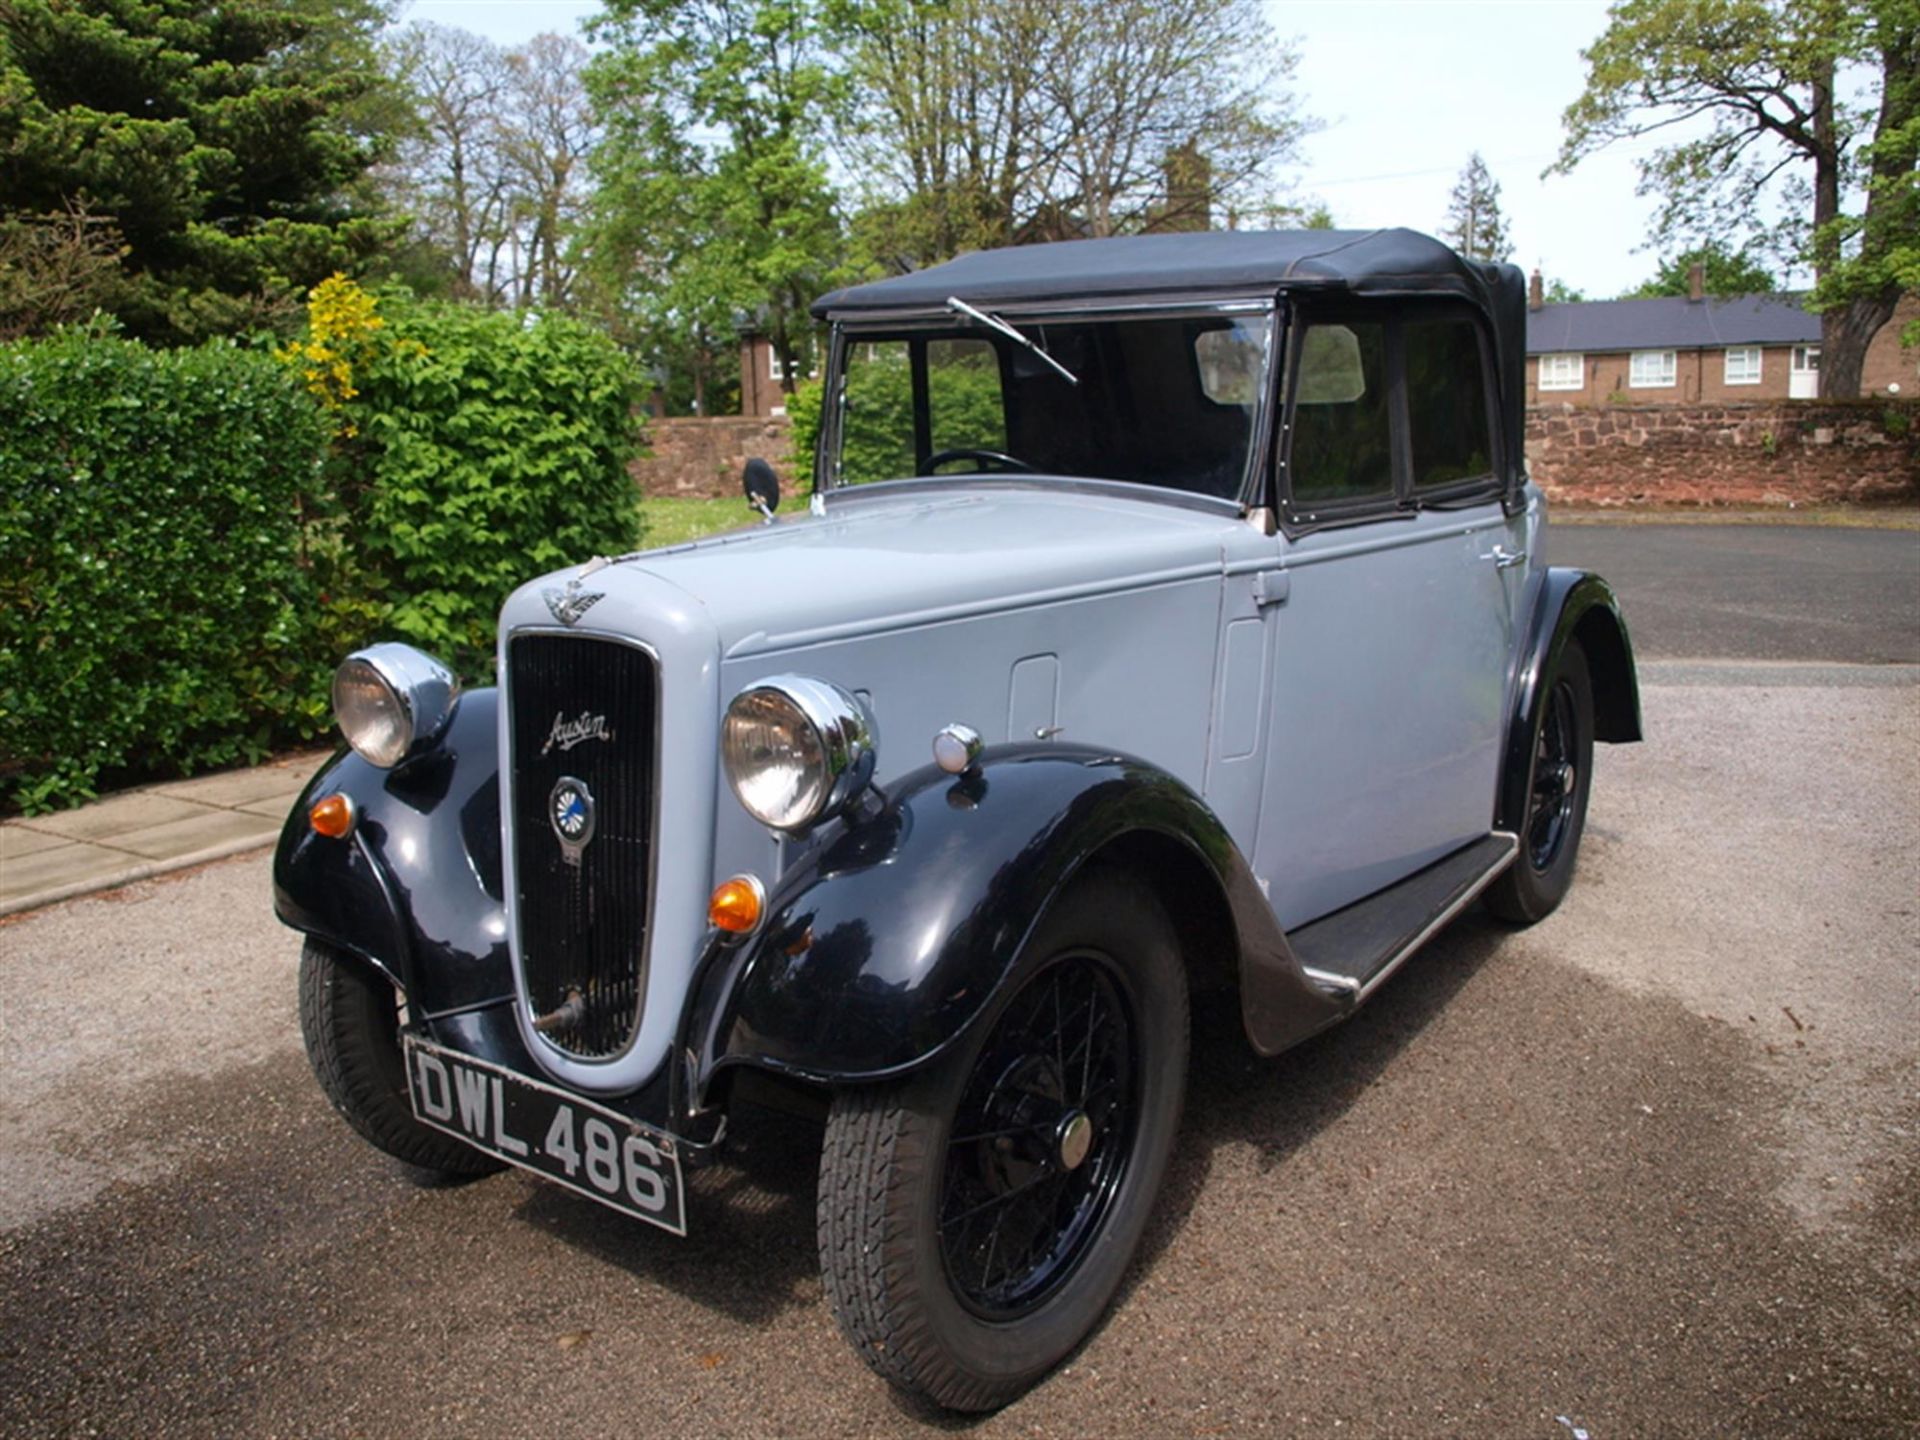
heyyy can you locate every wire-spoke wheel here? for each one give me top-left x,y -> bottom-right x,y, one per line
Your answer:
940,950 -> 1136,1319
1487,640 -> 1595,925
817,869 -> 1187,1412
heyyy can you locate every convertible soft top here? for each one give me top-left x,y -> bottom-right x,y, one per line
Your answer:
813,228 -> 1529,492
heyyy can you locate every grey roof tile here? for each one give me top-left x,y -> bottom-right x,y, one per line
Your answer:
1526,293 -> 1820,354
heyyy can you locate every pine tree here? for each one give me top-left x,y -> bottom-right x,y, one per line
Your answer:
1441,152 -> 1513,262
0,0 -> 397,343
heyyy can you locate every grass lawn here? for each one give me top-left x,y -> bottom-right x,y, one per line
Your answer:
638,495 -> 759,548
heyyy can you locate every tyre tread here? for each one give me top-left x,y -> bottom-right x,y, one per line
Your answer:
298,940 -> 501,1178
815,868 -> 1187,1413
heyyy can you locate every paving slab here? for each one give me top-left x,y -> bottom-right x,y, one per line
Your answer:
14,792 -> 214,845
151,756 -> 327,809
0,826 -> 76,862
109,808 -> 280,862
0,844 -> 148,908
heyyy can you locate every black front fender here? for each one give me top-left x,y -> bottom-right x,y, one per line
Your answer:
689,745 -> 1345,1096
272,689 -> 514,1018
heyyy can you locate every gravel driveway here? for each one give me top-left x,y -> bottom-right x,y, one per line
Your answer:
2,528 -> 1915,1437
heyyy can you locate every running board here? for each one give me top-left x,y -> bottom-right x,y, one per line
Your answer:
1294,832 -> 1519,1006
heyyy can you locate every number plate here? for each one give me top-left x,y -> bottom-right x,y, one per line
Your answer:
403,1035 -> 686,1235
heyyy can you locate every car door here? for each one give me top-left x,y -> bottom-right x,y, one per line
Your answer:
1252,306 -> 1520,930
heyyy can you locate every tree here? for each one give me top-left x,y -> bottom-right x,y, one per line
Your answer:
0,203 -> 128,340
0,0 -> 397,342
584,0 -> 845,401
1441,152 -> 1513,262
381,26 -> 595,309
1039,0 -> 1312,239
1554,0 -> 1919,397
1544,278 -> 1590,303
497,34 -> 597,310
835,0 -> 1313,269
381,24 -> 515,302
1625,243 -> 1777,297
833,0 -> 1053,265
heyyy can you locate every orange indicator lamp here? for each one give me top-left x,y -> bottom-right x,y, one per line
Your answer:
309,792 -> 356,839
709,874 -> 766,935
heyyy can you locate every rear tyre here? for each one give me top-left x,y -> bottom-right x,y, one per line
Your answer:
297,939 -> 504,1179
1487,640 -> 1595,925
816,870 -> 1188,1412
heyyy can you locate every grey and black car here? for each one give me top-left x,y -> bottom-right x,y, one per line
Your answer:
276,227 -> 1640,1412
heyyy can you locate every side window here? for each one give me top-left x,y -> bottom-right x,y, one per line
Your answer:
839,340 -> 915,486
1287,321 -> 1392,507
925,339 -> 1006,459
1194,322 -> 1264,407
1404,318 -> 1495,491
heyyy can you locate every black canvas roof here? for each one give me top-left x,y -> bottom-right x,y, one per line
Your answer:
1527,294 -> 1819,355
813,228 -> 1512,316
814,229 -> 1531,492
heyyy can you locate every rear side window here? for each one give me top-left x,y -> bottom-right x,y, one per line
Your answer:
1287,321 -> 1392,505
1405,319 -> 1494,490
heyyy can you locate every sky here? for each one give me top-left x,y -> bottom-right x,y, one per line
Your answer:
402,0 -> 1702,300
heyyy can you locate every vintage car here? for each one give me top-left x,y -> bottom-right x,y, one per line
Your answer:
275,228 -> 1640,1412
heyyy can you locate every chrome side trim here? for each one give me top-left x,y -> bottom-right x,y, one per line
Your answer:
1300,831 -> 1520,1005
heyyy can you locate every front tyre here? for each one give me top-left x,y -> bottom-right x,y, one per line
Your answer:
297,939 -> 504,1179
1487,640 -> 1596,925
816,870 -> 1188,1412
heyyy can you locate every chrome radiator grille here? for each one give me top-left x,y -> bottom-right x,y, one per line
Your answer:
508,632 -> 657,1058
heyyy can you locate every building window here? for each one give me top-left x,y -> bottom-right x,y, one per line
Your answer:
1791,346 -> 1820,374
1629,350 -> 1677,388
1538,353 -> 1584,391
1724,347 -> 1763,385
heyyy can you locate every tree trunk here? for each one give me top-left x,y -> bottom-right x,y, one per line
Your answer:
1822,294 -> 1897,399
1809,57 -> 1853,397
1819,13 -> 1917,398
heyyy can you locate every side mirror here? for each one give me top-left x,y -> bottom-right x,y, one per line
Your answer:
743,458 -> 780,524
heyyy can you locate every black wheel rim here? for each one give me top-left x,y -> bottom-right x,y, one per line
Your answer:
1527,678 -> 1579,871
938,952 -> 1137,1320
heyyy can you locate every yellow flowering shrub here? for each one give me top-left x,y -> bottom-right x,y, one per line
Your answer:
278,274 -> 414,436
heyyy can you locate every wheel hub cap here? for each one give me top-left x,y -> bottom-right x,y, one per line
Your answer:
1055,1111 -> 1094,1170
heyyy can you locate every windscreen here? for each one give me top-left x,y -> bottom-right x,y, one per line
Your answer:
830,311 -> 1272,501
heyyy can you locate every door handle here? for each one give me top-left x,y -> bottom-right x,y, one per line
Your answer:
1487,545 -> 1527,570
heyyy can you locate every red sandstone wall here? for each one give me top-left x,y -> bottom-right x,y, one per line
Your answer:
1527,401 -> 1919,507
632,407 -> 1917,509
631,416 -> 797,498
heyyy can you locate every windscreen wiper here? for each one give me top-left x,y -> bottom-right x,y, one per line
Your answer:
946,296 -> 1080,386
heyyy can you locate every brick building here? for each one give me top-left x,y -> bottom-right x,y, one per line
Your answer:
1524,267 -> 1917,404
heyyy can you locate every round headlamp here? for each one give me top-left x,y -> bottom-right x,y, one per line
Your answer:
332,643 -> 459,769
722,676 -> 875,833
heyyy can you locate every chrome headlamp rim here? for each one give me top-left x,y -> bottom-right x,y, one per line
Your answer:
723,674 -> 876,834
332,642 -> 460,769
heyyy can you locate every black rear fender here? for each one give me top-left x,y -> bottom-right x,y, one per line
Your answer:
1498,568 -> 1642,833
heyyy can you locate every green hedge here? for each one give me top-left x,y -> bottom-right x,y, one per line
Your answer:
0,330 -> 332,812
334,299 -> 647,676
788,349 -> 1005,487
0,299 -> 648,814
